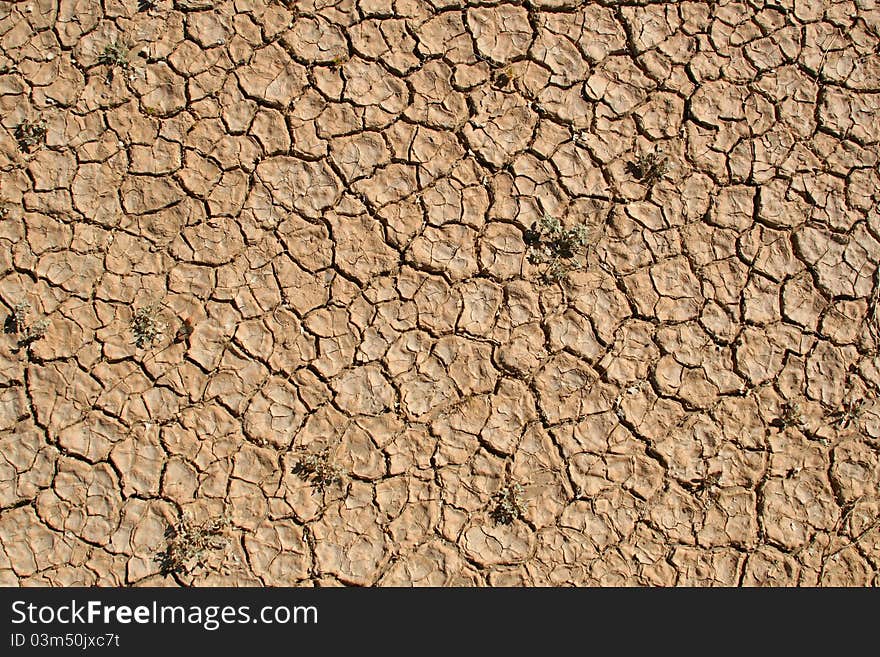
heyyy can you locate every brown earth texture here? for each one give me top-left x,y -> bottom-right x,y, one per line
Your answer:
1,0 -> 879,587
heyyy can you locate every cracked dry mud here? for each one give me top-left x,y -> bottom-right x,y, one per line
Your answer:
1,0 -> 879,588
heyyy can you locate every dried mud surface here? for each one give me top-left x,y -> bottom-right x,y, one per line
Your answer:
1,0 -> 880,587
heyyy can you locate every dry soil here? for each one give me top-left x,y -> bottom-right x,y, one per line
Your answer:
1,0 -> 880,586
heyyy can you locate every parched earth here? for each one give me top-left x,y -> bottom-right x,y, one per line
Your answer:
0,0 -> 879,587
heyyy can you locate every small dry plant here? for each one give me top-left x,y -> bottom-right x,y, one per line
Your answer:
524,214 -> 592,283
491,482 -> 526,525
830,397 -> 867,430
627,148 -> 669,186
5,301 -> 49,353
14,119 -> 47,153
492,66 -> 516,89
157,511 -> 230,576
131,303 -> 166,348
97,40 -> 132,83
771,401 -> 804,429
98,40 -> 130,71
4,301 -> 30,335
292,448 -> 344,491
